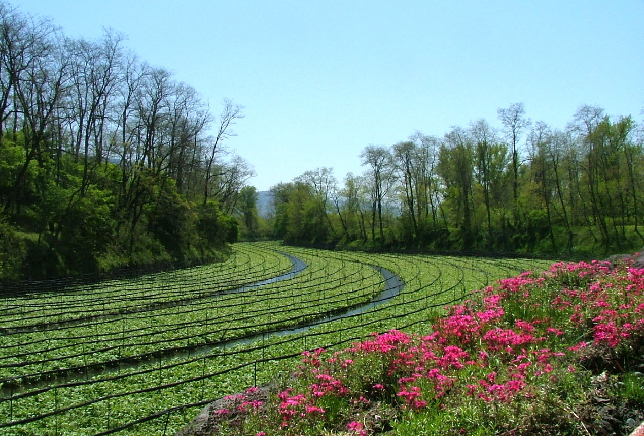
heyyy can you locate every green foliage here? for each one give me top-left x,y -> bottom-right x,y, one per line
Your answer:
148,178 -> 197,259
0,215 -> 24,280
392,406 -> 495,436
620,373 -> 644,404
0,137 -> 26,203
271,182 -> 333,246
0,6 -> 251,279
0,147 -> 239,279
236,186 -> 260,240
197,201 -> 238,246
265,107 -> 644,259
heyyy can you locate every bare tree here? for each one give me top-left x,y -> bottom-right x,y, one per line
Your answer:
203,99 -> 243,204
212,154 -> 256,214
360,145 -> 394,242
392,140 -> 419,238
498,102 -> 530,212
165,82 -> 211,194
5,19 -> 67,213
65,30 -> 125,193
410,132 -> 442,226
527,121 -> 558,250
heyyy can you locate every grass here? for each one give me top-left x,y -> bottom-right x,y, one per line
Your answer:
193,255 -> 644,435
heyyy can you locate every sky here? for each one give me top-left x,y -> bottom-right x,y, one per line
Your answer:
11,0 -> 644,191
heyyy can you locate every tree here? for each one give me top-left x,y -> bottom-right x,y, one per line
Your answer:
410,132 -> 442,229
360,145 -> 394,243
337,173 -> 368,243
437,127 -> 474,249
470,119 -> 507,246
203,99 -> 243,205
547,129 -> 576,252
623,117 -> 644,243
392,140 -> 420,241
2,10 -> 64,214
498,102 -> 530,217
527,121 -> 557,251
270,181 -> 328,245
582,113 -> 639,250
236,185 -> 259,240
164,82 -> 210,195
0,3 -> 247,278
295,167 -> 338,238
211,154 -> 256,214
65,30 -> 125,195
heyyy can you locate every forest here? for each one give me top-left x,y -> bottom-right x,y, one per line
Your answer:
1,1 -> 643,281
0,3 -> 252,280
260,104 -> 644,257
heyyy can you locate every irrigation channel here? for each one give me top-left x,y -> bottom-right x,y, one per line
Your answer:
0,243 -> 553,435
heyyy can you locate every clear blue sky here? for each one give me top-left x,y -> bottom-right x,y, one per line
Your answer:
12,0 -> 644,191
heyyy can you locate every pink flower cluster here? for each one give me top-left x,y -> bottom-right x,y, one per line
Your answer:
206,257 -> 644,435
545,261 -> 644,348
347,420 -> 367,436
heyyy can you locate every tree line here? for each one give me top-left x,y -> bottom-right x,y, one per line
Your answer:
261,103 -> 644,256
0,3 -> 253,279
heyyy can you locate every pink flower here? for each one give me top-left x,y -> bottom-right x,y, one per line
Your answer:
593,322 -> 621,347
347,420 -> 367,435
305,405 -> 325,415
515,319 -> 534,333
568,341 -> 588,352
238,400 -> 263,412
546,327 -> 564,336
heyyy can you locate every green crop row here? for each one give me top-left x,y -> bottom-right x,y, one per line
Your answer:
0,244 -> 292,329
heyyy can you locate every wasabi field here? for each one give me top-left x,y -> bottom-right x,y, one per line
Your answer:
0,242 -> 552,435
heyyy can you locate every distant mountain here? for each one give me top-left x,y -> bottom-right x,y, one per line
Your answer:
257,191 -> 274,218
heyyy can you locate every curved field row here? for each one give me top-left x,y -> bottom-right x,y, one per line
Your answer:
0,245 -> 293,332
0,243 -> 555,435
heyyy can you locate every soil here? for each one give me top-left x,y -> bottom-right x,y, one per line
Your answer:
576,371 -> 644,436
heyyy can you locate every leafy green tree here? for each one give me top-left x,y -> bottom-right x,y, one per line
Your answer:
336,173 -> 368,244
296,167 -> 338,239
236,186 -> 260,240
196,200 -> 238,248
271,180 -> 332,246
622,117 -> 644,243
437,127 -> 474,249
